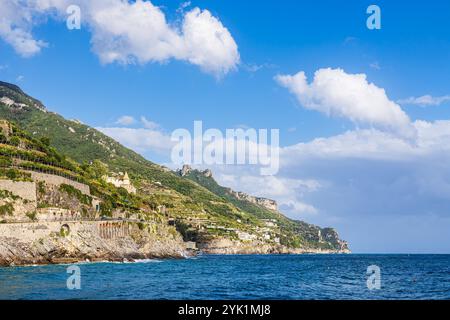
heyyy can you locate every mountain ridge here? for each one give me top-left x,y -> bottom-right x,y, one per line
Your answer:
0,80 -> 350,254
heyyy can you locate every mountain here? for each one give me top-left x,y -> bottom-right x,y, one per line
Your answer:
178,165 -> 349,251
0,80 -> 349,254
0,118 -> 186,266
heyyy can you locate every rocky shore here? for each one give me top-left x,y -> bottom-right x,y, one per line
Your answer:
0,221 -> 188,267
0,222 -> 350,267
198,238 -> 350,255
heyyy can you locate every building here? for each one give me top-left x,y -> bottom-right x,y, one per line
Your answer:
104,172 -> 136,194
261,219 -> 278,228
236,231 -> 257,241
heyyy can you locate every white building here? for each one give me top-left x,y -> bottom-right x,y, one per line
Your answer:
104,172 -> 136,194
236,231 -> 257,241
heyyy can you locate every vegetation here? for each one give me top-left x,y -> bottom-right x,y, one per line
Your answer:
0,202 -> 14,216
26,211 -> 37,221
0,81 -> 347,251
59,184 -> 92,206
0,168 -> 32,181
0,189 -> 20,200
59,225 -> 70,237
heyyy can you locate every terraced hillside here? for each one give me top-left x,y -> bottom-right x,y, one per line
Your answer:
0,81 -> 349,253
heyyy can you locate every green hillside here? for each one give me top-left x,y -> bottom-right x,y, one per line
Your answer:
181,168 -> 347,249
0,81 -> 349,251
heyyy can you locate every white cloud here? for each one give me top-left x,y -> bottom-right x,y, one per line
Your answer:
115,115 -> 136,126
279,200 -> 318,216
97,112 -> 450,251
99,114 -> 172,156
97,126 -> 174,155
0,0 -> 240,76
181,8 -> 239,76
397,94 -> 450,107
281,119 -> 450,213
215,171 -> 320,218
282,120 -> 450,163
0,0 -> 50,57
275,68 -> 415,138
212,120 -> 450,251
140,116 -> 160,130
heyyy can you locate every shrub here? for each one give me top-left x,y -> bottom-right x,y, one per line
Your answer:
9,136 -> 20,146
0,203 -> 14,216
26,211 -> 37,221
40,136 -> 51,147
59,183 -> 92,205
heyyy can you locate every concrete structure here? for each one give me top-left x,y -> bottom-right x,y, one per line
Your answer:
98,221 -> 130,239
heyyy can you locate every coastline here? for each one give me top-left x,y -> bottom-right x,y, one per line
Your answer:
0,220 -> 189,267
0,217 -> 348,267
0,242 -> 349,268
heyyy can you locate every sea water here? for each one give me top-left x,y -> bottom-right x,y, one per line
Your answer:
0,254 -> 449,300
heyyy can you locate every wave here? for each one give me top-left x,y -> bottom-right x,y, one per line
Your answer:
127,259 -> 163,264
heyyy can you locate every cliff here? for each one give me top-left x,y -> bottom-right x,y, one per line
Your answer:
0,81 -> 350,265
178,164 -> 279,211
177,165 -> 349,253
227,190 -> 278,211
0,220 -> 187,266
0,120 -> 188,266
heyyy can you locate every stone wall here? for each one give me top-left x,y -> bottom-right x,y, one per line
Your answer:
98,221 -> 130,239
0,219 -> 187,266
29,171 -> 90,195
0,179 -> 36,201
36,207 -> 83,222
0,220 -> 130,242
0,221 -> 87,242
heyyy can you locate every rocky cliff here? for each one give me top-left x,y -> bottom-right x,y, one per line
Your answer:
0,81 -> 350,263
177,165 -> 349,253
227,190 -> 278,211
178,165 -> 278,211
0,220 -> 187,266
0,170 -> 188,266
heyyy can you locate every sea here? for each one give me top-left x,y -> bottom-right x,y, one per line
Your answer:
0,254 -> 449,300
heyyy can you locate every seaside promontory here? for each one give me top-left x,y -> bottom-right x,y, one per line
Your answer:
0,81 -> 349,266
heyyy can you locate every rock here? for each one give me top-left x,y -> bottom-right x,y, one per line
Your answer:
197,237 -> 350,255
0,221 -> 188,267
179,164 -> 192,177
202,169 -> 213,178
228,190 -> 278,211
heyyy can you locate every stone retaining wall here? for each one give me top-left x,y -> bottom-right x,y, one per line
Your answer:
0,220 -> 132,242
0,179 -> 36,201
29,171 -> 90,195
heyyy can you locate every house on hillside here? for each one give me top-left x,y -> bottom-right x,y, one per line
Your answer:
103,171 -> 136,194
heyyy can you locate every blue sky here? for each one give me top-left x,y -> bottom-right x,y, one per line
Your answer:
1,0 -> 450,253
